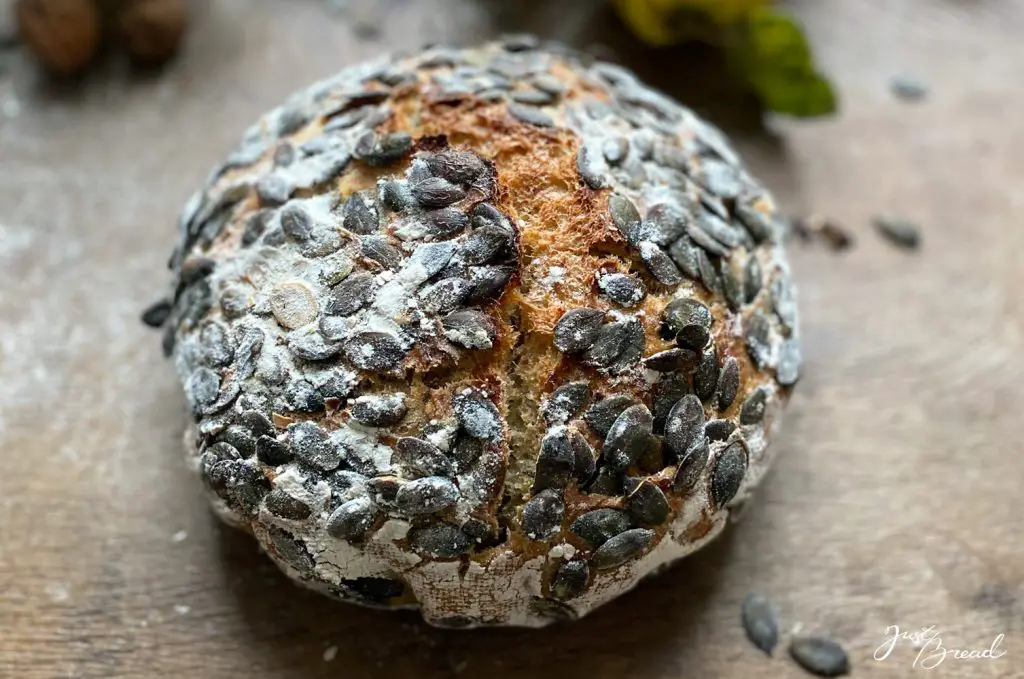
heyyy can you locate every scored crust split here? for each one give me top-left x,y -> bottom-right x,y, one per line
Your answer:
161,37 -> 801,628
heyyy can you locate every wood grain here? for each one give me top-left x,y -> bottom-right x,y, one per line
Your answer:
1,0 -> 1023,677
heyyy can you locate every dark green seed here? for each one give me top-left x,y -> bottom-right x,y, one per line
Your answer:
289,332 -> 341,361
273,142 -> 295,167
533,428 -> 575,492
425,149 -> 488,185
450,435 -> 485,472
643,348 -> 698,373
256,435 -> 292,465
231,324 -> 263,380
664,394 -> 705,458
140,299 -> 171,328
200,321 -> 235,367
576,144 -> 607,189
569,430 -> 597,484
626,479 -> 670,525
742,593 -> 780,655
789,637 -> 851,677
288,421 -> 340,471
508,103 -> 554,127
744,255 -> 763,303
471,202 -> 512,232
460,225 -> 512,265
711,441 -> 747,508
553,308 -> 605,353
598,272 -> 646,307
602,137 -> 629,165
511,88 -> 555,105
608,193 -> 641,242
736,200 -> 774,243
745,312 -> 772,369
717,357 -> 740,410
421,278 -> 472,314
705,418 -> 736,441
280,203 -> 313,241
394,437 -> 455,478
186,367 -> 220,415
550,559 -> 589,600
777,338 -> 802,386
541,381 -> 590,424
285,379 -> 326,413
341,192 -> 379,235
453,390 -> 502,440
668,236 -> 700,279
608,319 -> 645,373
326,497 -> 376,539
326,271 -> 375,316
585,467 -> 623,496
771,275 -> 798,332
661,298 -> 712,350
603,404 -> 655,471
424,207 -> 469,238
652,375 -> 690,435
355,131 -> 413,166
268,527 -> 313,574
522,488 -> 565,540
237,410 -> 275,439
379,180 -> 413,212
344,332 -> 407,373
265,489 -> 312,520
672,436 -> 709,492
687,222 -> 731,258
340,577 -> 405,604
740,387 -> 769,424
465,264 -> 515,303
584,394 -> 636,438
361,235 -> 404,270
351,393 -> 407,427
256,174 -> 292,206
700,159 -> 742,199
569,508 -> 632,547
591,528 -> 654,570
694,346 -> 719,401
639,241 -> 683,285
395,477 -> 459,515
407,524 -> 472,558
644,202 -> 688,245
411,177 -> 466,208
873,214 -> 921,250
241,210 -> 270,247
722,259 -> 746,311
217,425 -> 256,457
581,321 -> 627,368
696,249 -> 722,294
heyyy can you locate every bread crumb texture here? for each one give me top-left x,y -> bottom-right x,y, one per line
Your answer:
163,38 -> 799,627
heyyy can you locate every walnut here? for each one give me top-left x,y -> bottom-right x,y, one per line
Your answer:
117,0 -> 185,65
15,0 -> 101,76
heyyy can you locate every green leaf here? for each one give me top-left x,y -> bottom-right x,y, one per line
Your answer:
750,70 -> 837,117
725,8 -> 838,117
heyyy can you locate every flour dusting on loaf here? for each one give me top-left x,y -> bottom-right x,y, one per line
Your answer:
157,37 -> 800,628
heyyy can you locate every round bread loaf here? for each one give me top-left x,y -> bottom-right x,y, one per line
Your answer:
160,37 -> 800,628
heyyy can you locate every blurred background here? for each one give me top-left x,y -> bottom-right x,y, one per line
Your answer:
1,1 -> 1023,678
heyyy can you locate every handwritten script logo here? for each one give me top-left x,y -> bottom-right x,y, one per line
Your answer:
874,626 -> 1006,670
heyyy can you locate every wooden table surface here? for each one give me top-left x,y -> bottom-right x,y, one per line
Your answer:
2,1 -> 1023,677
